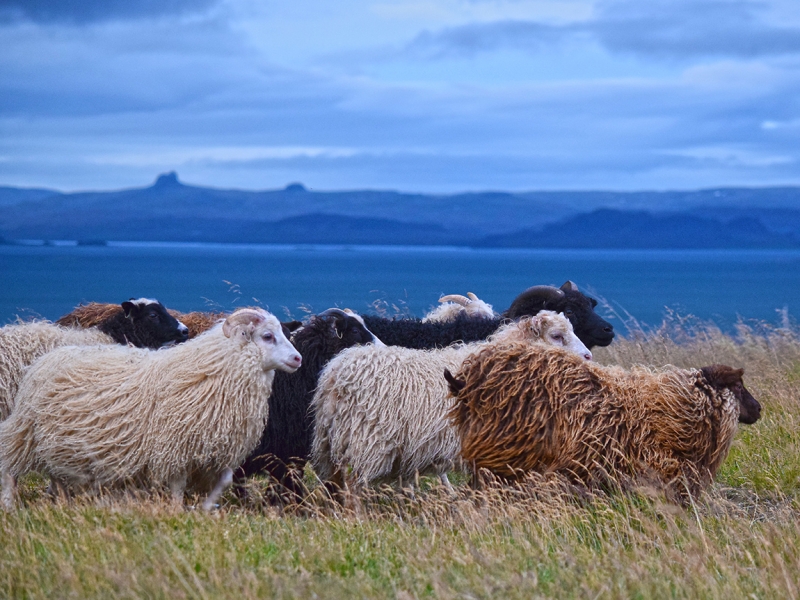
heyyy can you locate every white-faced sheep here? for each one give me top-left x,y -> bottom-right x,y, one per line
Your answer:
0,307 -> 302,510
445,342 -> 762,502
422,293 -> 496,324
311,311 -> 592,493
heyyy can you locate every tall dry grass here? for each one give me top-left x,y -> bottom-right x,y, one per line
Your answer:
1,314 -> 799,599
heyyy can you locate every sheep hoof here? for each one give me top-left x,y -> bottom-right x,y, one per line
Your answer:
200,468 -> 234,511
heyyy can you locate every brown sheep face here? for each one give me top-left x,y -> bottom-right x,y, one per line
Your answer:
700,365 -> 761,424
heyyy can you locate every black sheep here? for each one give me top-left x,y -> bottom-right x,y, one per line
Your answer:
97,298 -> 189,348
362,281 -> 614,350
237,308 -> 383,501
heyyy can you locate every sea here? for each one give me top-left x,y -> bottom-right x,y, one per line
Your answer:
2,242 -> 799,334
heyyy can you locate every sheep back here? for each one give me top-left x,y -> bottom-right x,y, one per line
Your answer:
0,321 -> 113,420
312,344 -> 473,484
0,324 -> 275,493
449,342 -> 741,499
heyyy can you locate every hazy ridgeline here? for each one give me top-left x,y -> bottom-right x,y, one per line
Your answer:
1,315 -> 799,598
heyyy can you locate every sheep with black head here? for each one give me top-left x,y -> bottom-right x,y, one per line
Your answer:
237,308 -> 383,502
361,281 -> 614,350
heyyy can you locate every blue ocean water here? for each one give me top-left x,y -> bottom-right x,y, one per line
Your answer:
1,242 -> 798,332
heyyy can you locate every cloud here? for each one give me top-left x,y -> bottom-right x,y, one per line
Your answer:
0,0 -> 218,24
595,0 -> 800,59
406,20 -> 573,59
402,0 -> 800,60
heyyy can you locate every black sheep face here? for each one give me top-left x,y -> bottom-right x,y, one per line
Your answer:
329,311 -> 383,349
119,298 -> 189,347
504,281 -> 615,349
701,364 -> 762,425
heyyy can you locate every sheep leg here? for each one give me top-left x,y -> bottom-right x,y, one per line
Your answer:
45,477 -> 70,503
168,473 -> 187,507
1,470 -> 16,510
201,468 -> 233,511
438,473 -> 455,494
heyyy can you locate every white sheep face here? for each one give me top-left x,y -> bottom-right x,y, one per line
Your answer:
498,311 -> 593,361
223,309 -> 302,372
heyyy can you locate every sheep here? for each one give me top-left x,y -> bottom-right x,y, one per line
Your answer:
0,307 -> 302,510
57,302 -> 298,340
311,311 -> 592,494
422,293 -> 496,323
56,298 -> 189,347
236,308 -> 384,501
0,302 -> 190,422
0,322 -> 114,421
361,280 -> 615,350
444,343 -> 762,502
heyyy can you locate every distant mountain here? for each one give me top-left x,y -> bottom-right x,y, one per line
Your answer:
481,209 -> 800,249
1,172 -> 800,248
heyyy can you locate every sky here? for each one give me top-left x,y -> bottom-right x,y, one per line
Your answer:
0,0 -> 799,192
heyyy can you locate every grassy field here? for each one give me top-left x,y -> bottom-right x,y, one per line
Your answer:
2,315 -> 800,599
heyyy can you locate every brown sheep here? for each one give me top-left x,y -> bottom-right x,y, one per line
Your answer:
445,342 -> 761,502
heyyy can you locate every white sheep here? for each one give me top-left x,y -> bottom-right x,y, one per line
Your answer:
0,321 -> 114,421
310,311 -> 591,493
422,292 -> 497,323
0,307 -> 302,510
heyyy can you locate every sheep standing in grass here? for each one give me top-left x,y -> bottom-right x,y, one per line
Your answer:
445,343 -> 762,501
0,308 -> 302,510
311,311 -> 591,493
237,308 -> 383,501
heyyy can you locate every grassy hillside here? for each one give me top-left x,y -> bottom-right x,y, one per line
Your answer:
1,317 -> 799,598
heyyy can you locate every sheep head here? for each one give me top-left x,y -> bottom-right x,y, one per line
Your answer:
503,281 -> 615,349
223,308 -> 302,373
700,364 -> 761,424
317,308 -> 385,349
493,311 -> 592,361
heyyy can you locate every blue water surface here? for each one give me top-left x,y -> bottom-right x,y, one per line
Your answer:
1,242 -> 798,331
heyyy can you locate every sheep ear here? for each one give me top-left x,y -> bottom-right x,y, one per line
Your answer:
560,281 -> 579,293
282,320 -> 303,333
222,308 -> 266,338
444,369 -> 466,395
701,365 -> 744,388
121,301 -> 135,318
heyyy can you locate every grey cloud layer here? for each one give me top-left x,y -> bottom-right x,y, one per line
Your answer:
0,0 -> 217,23
407,0 -> 800,59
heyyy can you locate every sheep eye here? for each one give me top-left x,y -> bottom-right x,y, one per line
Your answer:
564,309 -> 574,316
149,312 -> 158,319
262,332 -> 274,342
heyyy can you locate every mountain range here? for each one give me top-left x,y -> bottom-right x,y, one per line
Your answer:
1,172 -> 799,249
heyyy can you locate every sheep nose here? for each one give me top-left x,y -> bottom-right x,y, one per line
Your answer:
584,351 -> 593,361
290,354 -> 302,367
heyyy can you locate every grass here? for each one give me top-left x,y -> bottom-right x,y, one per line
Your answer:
2,314 -> 800,599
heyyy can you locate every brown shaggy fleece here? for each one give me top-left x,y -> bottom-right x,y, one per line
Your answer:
447,342 -> 761,502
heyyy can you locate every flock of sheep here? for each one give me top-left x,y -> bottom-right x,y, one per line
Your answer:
0,280 -> 761,510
